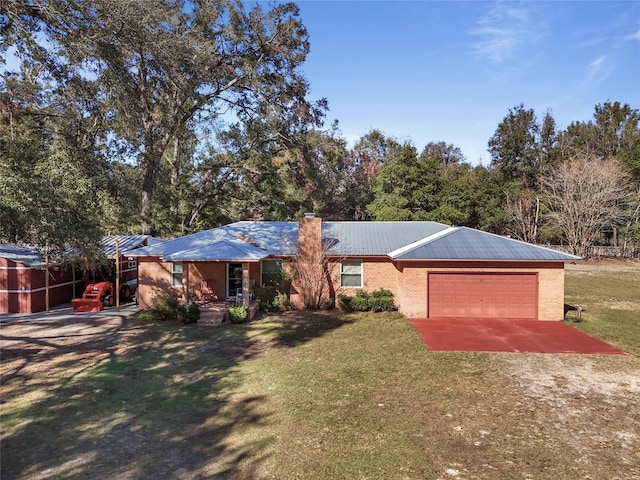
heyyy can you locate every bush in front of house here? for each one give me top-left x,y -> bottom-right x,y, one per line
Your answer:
177,302 -> 200,324
228,304 -> 249,323
338,289 -> 395,312
350,289 -> 371,311
138,292 -> 199,323
256,287 -> 292,313
145,292 -> 181,321
369,288 -> 395,312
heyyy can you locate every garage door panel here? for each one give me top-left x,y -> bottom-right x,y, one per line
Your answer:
428,273 -> 538,319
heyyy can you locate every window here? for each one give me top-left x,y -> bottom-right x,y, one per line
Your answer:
171,262 -> 183,287
228,263 -> 242,298
340,260 -> 362,288
127,259 -> 137,269
261,260 -> 283,287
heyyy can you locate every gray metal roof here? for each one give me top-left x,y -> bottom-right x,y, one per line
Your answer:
0,244 -> 47,268
126,220 -> 580,262
323,221 -> 450,256
101,235 -> 153,258
163,239 -> 269,262
0,235 -> 160,267
389,227 -> 581,261
130,221 -> 298,260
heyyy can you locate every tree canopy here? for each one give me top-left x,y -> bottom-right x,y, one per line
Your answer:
1,3 -> 639,259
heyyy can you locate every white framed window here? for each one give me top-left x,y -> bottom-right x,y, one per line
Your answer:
340,260 -> 362,288
128,259 -> 137,269
171,262 -> 183,287
261,259 -> 283,287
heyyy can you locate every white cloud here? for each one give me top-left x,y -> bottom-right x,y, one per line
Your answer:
470,3 -> 547,64
587,54 -> 610,84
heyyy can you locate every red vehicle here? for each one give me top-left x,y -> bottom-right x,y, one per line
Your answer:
71,281 -> 132,312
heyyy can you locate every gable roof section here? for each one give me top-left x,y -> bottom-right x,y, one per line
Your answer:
323,221 -> 450,256
129,221 -> 298,261
162,238 -> 269,262
389,227 -> 580,261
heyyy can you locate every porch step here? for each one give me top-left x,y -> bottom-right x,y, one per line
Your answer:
197,309 -> 228,326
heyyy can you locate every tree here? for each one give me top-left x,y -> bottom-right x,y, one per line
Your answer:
505,190 -> 540,243
0,65 -> 107,258
466,166 -> 512,235
3,0 -> 325,234
335,130 -> 389,220
488,104 -> 541,187
541,156 -> 635,257
558,102 -> 640,181
292,219 -> 341,309
367,142 -> 437,221
418,142 -> 474,225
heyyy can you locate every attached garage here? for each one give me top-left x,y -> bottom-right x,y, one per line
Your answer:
427,272 -> 538,319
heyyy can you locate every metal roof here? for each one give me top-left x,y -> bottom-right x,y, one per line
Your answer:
129,221 -> 298,261
389,227 -> 581,261
101,235 -> 153,258
0,236 -> 159,268
162,239 -> 269,262
323,221 -> 450,256
0,244 -> 47,268
125,220 -> 580,262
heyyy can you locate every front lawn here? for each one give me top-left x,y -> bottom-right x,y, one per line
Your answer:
1,262 -> 638,479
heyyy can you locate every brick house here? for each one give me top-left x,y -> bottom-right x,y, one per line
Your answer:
130,215 -> 579,320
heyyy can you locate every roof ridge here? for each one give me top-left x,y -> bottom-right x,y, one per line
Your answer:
388,226 -> 458,258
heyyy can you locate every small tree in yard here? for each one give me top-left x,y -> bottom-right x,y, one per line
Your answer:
541,156 -> 635,257
292,240 -> 341,309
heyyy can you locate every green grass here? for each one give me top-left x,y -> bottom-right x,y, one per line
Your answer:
565,268 -> 640,355
2,265 -> 639,479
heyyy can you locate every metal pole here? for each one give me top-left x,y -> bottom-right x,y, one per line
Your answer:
45,242 -> 49,312
115,240 -> 120,312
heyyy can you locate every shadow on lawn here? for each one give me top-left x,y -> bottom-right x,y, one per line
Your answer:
0,310 -> 349,479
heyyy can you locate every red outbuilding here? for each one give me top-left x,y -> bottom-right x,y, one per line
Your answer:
0,235 -> 156,314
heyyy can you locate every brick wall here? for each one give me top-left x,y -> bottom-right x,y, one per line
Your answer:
138,258 -> 261,308
137,257 -> 174,309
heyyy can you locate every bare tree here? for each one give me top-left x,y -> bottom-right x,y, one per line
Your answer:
541,156 -> 635,257
291,238 -> 341,309
505,190 -> 540,244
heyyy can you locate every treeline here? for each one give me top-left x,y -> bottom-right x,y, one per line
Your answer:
1,1 -> 638,260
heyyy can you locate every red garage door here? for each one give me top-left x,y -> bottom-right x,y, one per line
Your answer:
428,273 -> 538,319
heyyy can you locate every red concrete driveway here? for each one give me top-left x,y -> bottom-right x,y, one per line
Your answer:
410,318 -> 625,354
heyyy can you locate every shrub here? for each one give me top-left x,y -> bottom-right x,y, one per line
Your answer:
272,290 -> 291,312
256,285 -> 292,312
228,304 -> 248,324
338,294 -> 353,311
339,289 -> 396,312
177,302 -> 200,324
150,292 -> 181,321
320,297 -> 335,310
369,288 -> 395,312
350,290 -> 370,311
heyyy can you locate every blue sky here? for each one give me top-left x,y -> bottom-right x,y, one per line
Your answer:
293,1 -> 640,165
